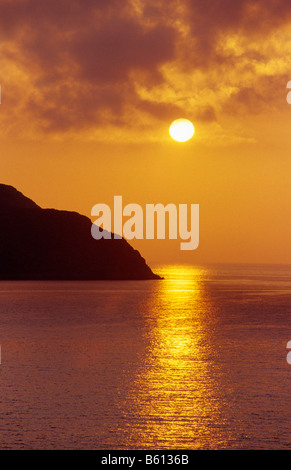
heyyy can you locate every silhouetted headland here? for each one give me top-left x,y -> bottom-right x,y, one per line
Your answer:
0,184 -> 161,280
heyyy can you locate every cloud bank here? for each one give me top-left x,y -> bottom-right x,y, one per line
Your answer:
1,0 -> 290,140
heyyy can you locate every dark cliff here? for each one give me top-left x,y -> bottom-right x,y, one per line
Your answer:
0,184 -> 160,280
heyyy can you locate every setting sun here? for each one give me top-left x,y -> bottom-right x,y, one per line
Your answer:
169,119 -> 195,142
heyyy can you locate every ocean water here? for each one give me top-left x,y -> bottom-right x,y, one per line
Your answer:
0,264 -> 290,450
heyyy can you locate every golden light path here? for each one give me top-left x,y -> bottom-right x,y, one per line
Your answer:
169,119 -> 195,142
122,265 -> 225,449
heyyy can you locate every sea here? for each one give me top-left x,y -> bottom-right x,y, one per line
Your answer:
0,264 -> 290,450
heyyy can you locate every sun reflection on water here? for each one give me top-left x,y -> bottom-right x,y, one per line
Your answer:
122,265 -> 223,449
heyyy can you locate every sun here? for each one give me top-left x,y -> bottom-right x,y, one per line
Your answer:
169,119 -> 195,142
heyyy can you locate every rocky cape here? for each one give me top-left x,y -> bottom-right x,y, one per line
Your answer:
0,184 -> 160,280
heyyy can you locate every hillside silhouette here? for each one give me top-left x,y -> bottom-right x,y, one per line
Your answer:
0,184 -> 160,280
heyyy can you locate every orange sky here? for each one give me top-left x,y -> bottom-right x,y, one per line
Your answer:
1,0 -> 291,265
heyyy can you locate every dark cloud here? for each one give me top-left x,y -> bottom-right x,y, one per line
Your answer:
0,0 -> 178,133
182,0 -> 291,66
70,18 -> 176,84
0,0 -> 121,37
223,74 -> 290,116
194,106 -> 217,123
137,101 -> 182,121
1,0 -> 291,134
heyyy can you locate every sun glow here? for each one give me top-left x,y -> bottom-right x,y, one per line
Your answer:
123,265 -> 217,448
169,119 -> 195,142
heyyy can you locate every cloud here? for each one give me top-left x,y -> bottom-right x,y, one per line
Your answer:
1,0 -> 291,140
21,13 -> 177,133
0,0 -> 177,135
71,18 -> 176,85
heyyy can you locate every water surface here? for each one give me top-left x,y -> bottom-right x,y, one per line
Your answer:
0,264 -> 290,449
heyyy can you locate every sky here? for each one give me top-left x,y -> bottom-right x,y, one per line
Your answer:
1,0 -> 291,265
